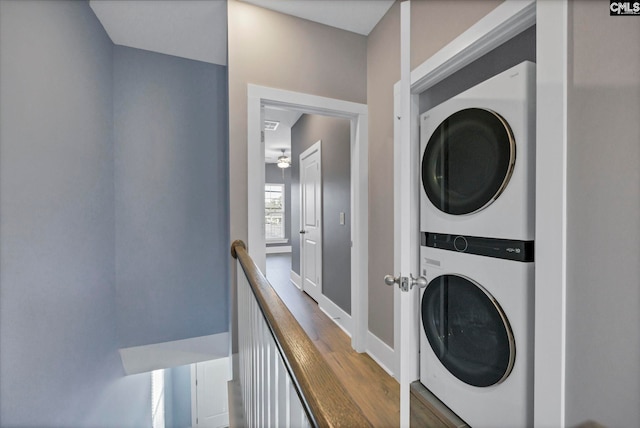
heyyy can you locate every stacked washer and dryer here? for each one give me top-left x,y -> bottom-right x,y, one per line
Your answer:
419,61 -> 536,427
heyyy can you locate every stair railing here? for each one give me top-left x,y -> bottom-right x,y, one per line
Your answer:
231,240 -> 371,428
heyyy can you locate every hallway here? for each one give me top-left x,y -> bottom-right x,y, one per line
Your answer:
266,253 -> 322,338
264,253 -> 401,426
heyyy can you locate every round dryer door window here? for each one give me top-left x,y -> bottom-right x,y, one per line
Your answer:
422,108 -> 516,215
421,274 -> 515,387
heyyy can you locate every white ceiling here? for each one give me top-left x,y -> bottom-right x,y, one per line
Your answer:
264,107 -> 303,163
89,1 -> 393,67
89,0 -> 228,65
240,0 -> 394,36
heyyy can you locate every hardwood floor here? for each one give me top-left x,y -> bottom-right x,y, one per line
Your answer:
410,382 -> 468,428
266,253 -> 400,427
265,253 -> 463,427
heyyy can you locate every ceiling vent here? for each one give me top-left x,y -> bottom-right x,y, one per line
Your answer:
264,120 -> 280,131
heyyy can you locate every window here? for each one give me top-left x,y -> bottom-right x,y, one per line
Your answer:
151,369 -> 165,428
265,183 -> 286,241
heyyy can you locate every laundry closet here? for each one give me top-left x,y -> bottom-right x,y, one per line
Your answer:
416,26 -> 536,428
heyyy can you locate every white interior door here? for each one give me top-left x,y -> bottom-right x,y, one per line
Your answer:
192,358 -> 230,428
299,141 -> 322,302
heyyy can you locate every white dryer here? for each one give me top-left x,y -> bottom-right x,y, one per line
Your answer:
419,245 -> 534,428
420,61 -> 536,241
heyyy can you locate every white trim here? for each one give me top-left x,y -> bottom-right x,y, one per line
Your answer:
265,245 -> 291,254
249,85 -> 367,119
366,332 -> 396,378
266,239 -> 288,245
396,4 -> 419,427
318,296 -> 352,338
119,332 -> 229,375
265,182 -> 287,242
350,111 -> 369,353
191,364 -> 197,426
290,269 -> 302,290
393,82 -> 402,380
411,0 -> 536,93
248,89 -> 266,272
534,1 -> 568,426
247,84 -> 368,353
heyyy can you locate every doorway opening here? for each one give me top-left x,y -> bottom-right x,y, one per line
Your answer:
247,84 -> 368,352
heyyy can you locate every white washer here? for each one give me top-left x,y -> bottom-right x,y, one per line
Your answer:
419,246 -> 534,428
420,61 -> 536,241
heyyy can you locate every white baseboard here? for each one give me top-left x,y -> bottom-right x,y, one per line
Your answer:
265,245 -> 292,254
290,270 -> 302,290
288,271 -> 395,378
318,297 -> 352,337
366,331 -> 396,378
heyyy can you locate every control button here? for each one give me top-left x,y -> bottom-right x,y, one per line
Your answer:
453,235 -> 468,252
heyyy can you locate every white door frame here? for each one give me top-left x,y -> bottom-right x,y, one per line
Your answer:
532,2 -> 569,426
247,84 -> 369,352
299,140 -> 323,302
393,1 -> 570,426
393,5 -> 421,428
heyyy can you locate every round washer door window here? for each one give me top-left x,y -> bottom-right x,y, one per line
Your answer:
421,108 -> 516,215
421,274 -> 515,387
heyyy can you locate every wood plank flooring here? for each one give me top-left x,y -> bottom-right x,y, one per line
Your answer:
265,253 -> 457,427
266,254 -> 399,426
410,382 -> 468,428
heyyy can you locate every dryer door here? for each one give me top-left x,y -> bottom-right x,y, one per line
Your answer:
421,108 -> 515,215
421,274 -> 515,387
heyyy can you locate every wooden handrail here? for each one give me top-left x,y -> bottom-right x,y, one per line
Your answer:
231,240 -> 372,428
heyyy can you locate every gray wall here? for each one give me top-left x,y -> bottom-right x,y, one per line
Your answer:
0,1 -> 150,425
227,0 -> 366,253
265,163 -> 292,246
226,0 -> 368,357
366,0 -> 504,347
291,114 -> 351,314
565,1 -> 640,426
411,0 -> 503,70
366,2 -> 401,347
114,46 -> 229,348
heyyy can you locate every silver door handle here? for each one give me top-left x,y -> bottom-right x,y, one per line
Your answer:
384,275 -> 399,287
384,274 -> 427,292
411,274 -> 428,289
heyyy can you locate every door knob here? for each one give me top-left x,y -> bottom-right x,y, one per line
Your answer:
411,274 -> 428,289
384,275 -> 399,287
299,230 -> 306,234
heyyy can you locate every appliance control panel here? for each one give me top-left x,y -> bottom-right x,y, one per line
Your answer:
421,232 -> 534,262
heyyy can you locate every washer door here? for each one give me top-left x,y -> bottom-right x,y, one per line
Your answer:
421,108 -> 516,215
421,274 -> 515,387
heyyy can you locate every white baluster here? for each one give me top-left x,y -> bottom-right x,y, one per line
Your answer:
236,258 -> 312,428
